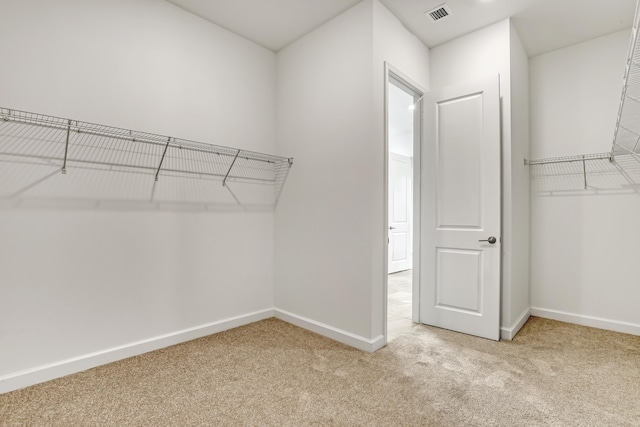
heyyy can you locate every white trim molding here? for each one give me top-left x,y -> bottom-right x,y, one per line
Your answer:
275,309 -> 385,353
500,308 -> 531,340
0,309 -> 274,394
531,307 -> 640,337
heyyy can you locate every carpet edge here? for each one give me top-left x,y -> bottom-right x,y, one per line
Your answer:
0,308 -> 275,394
274,309 -> 385,352
531,307 -> 640,336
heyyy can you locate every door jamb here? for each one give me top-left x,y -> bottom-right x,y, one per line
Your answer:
383,62 -> 426,344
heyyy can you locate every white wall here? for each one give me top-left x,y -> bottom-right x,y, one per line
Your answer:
430,20 -> 530,337
508,24 -> 531,335
275,1 -> 375,344
529,29 -> 640,335
0,0 -> 277,392
530,31 -> 629,157
275,0 -> 429,348
372,0 -> 430,339
430,20 -> 511,91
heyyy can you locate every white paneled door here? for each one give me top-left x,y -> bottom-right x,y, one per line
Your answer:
421,76 -> 501,341
388,152 -> 412,273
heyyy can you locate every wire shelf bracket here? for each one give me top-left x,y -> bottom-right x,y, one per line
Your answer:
62,119 -> 71,174
154,137 -> 171,182
223,150 -> 241,187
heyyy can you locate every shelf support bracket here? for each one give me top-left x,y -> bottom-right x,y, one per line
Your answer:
62,119 -> 71,174
223,149 -> 241,187
582,155 -> 587,189
155,137 -> 171,182
613,142 -> 640,162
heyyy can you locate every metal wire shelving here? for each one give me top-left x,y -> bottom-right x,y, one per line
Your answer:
525,153 -> 613,190
526,0 -> 640,191
612,0 -> 640,160
526,153 -> 640,194
0,107 -> 292,209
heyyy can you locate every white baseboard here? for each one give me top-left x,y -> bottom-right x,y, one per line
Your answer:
500,308 -> 531,340
531,307 -> 640,336
0,309 -> 274,395
274,309 -> 385,352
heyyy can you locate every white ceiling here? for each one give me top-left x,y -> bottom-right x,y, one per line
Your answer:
514,0 -> 636,56
166,0 -> 637,56
382,0 -> 637,57
165,0 -> 362,52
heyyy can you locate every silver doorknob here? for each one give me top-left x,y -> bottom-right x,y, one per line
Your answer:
479,236 -> 497,244
389,226 -> 396,230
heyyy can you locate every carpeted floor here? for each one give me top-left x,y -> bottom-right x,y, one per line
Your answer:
1,316 -> 639,426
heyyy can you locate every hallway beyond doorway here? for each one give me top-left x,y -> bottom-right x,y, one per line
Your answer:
387,269 -> 415,341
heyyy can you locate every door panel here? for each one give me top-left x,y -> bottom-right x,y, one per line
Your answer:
421,76 -> 501,341
392,231 -> 408,261
388,152 -> 412,273
435,249 -> 481,313
437,94 -> 483,229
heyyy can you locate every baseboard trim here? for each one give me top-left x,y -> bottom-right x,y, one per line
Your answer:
274,309 -> 385,352
531,307 -> 640,336
0,309 -> 274,395
500,308 -> 531,340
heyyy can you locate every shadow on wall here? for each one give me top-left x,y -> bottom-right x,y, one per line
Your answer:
0,108 -> 292,212
530,154 -> 640,197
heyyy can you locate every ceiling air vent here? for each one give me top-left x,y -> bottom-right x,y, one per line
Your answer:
426,3 -> 453,22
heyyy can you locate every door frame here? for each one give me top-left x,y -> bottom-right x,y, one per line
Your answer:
383,62 -> 426,343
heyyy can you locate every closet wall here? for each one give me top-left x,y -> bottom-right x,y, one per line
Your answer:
529,29 -> 640,334
275,1 -> 374,345
0,0 -> 277,392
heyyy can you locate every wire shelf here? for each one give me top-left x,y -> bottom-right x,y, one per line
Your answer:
525,153 -> 613,190
527,1 -> 640,193
0,107 -> 292,210
612,0 -> 640,158
527,153 -> 640,193
525,152 -> 612,166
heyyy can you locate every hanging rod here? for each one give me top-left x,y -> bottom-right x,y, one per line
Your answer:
524,152 -> 612,166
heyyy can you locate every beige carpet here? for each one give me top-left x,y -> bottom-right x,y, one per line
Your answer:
1,317 -> 639,426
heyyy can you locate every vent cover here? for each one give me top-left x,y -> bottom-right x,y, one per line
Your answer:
426,3 -> 453,21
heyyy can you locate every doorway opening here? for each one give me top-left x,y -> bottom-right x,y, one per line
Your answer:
384,69 -> 502,342
385,67 -> 423,343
